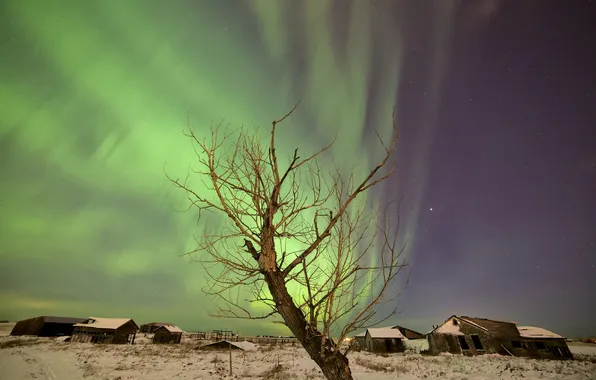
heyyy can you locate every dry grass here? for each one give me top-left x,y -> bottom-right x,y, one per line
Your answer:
261,364 -> 298,380
0,338 -> 45,349
354,357 -> 391,372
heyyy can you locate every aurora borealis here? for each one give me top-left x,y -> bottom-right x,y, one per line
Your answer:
1,1 -> 595,337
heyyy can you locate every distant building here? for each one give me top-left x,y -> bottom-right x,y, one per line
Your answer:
365,327 -> 406,353
71,317 -> 138,344
153,325 -> 183,344
353,324 -> 424,352
10,316 -> 89,337
427,315 -> 573,360
353,332 -> 366,349
140,322 -> 175,334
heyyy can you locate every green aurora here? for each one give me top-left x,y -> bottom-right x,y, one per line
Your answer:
0,0 -> 457,334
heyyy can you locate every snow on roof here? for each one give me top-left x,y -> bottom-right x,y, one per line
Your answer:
354,332 -> 366,337
434,318 -> 464,336
158,325 -> 183,333
517,326 -> 564,339
74,317 -> 135,330
366,327 -> 405,339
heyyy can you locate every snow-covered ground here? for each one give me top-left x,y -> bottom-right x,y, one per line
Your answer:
0,335 -> 595,380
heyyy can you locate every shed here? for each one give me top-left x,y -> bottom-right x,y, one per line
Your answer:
10,316 -> 89,337
353,332 -> 366,349
201,340 -> 247,350
140,322 -> 175,333
153,325 -> 183,344
427,315 -> 520,356
513,326 -> 573,359
365,327 -> 406,353
71,317 -> 138,344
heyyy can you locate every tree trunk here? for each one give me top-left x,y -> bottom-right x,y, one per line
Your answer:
264,271 -> 353,380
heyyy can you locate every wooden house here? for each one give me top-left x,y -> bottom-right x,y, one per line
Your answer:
153,325 -> 183,344
71,317 -> 138,344
427,315 -> 520,356
364,327 -> 406,353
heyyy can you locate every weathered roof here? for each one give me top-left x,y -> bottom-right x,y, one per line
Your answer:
366,327 -> 405,339
517,326 -> 564,339
155,325 -> 183,333
458,316 -> 516,331
74,317 -> 137,330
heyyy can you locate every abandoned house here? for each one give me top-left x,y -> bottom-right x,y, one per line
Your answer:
427,315 -> 520,356
364,327 -> 406,353
10,316 -> 89,337
513,326 -> 573,359
140,322 -> 175,334
153,325 -> 183,344
71,317 -> 138,344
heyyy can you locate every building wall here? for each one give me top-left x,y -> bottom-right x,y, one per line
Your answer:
153,332 -> 182,344
365,334 -> 404,353
512,338 -> 573,360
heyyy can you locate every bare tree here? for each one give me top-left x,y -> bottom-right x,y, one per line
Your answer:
167,104 -> 407,380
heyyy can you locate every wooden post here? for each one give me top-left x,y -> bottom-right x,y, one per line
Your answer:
229,342 -> 233,376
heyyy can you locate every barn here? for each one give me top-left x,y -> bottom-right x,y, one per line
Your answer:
513,326 -> 573,359
427,315 -> 520,356
10,316 -> 89,337
364,327 -> 406,353
71,317 -> 138,344
153,325 -> 183,344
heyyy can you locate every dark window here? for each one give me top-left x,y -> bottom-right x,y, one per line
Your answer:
452,319 -> 458,326
535,341 -> 546,349
511,341 -> 522,349
458,336 -> 470,350
471,335 -> 484,350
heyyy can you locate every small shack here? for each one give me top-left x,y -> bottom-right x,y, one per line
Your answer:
153,325 -> 183,344
365,327 -> 406,353
353,332 -> 366,349
514,326 -> 573,359
10,316 -> 89,337
201,340 -> 248,351
140,322 -> 175,334
427,315 -> 520,356
71,317 -> 138,344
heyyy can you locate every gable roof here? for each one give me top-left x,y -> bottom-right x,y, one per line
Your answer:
366,327 -> 405,339
517,326 -> 564,339
155,325 -> 183,333
74,317 -> 137,330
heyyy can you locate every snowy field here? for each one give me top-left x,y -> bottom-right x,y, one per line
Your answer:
0,328 -> 595,379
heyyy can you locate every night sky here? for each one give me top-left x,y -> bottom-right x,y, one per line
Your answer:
1,1 -> 594,338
